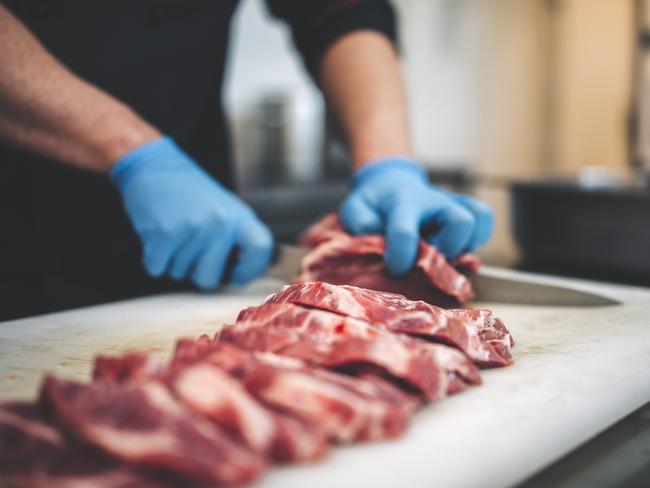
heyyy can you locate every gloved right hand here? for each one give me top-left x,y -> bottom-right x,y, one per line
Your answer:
110,136 -> 273,289
340,157 -> 494,275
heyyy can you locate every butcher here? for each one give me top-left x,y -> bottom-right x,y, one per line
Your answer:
0,0 -> 493,321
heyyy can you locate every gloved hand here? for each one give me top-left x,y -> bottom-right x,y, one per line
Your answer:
110,136 -> 273,288
340,157 -> 494,275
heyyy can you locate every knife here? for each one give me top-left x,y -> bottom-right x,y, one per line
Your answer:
266,244 -> 311,282
267,245 -> 620,307
472,267 -> 620,306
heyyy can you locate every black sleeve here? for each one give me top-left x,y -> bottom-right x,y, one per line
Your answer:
265,0 -> 398,78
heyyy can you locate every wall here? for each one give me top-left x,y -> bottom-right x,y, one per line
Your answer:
636,0 -> 650,169
393,0 -> 481,167
472,0 -> 635,264
463,0 -> 551,264
548,0 -> 635,175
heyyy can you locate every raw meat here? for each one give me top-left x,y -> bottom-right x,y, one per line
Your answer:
298,213 -> 477,305
0,402 -> 166,488
453,253 -> 481,274
93,351 -> 327,463
40,375 -> 266,486
175,338 -> 419,443
299,212 -> 345,247
223,302 -> 481,400
168,350 -> 328,462
265,282 -> 514,367
93,353 -> 164,383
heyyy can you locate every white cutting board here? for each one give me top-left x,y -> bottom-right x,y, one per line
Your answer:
1,268 -> 649,488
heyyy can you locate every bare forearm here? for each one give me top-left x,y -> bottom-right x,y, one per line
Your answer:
319,30 -> 412,169
0,5 -> 159,173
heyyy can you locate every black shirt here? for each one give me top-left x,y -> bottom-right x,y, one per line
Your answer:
0,0 -> 396,320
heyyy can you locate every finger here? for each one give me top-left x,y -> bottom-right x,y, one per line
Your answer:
453,194 -> 495,250
191,229 -> 235,289
428,203 -> 475,259
141,229 -> 184,277
385,204 -> 421,276
339,193 -> 383,235
230,218 -> 274,286
168,226 -> 212,280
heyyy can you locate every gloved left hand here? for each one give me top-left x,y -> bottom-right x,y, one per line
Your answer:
340,156 -> 494,275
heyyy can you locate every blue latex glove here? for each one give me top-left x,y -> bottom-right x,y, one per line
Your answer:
110,136 -> 273,288
340,157 -> 494,275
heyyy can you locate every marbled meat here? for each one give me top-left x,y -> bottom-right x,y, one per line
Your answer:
265,281 -> 513,367
298,213 -> 479,305
223,302 -> 481,400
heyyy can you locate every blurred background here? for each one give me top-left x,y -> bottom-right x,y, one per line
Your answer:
225,0 -> 649,285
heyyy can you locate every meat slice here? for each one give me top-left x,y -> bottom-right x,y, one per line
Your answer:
175,338 -> 419,443
453,253 -> 481,274
93,351 -> 327,463
299,212 -> 345,247
0,402 -> 166,488
445,308 -> 515,362
298,213 -> 476,305
265,282 -> 514,367
223,303 -> 481,400
93,353 -> 164,383
168,350 -> 328,463
40,375 -> 265,486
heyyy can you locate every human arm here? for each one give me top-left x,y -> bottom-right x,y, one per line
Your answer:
0,5 -> 272,287
319,30 -> 494,273
319,30 -> 411,168
0,4 -> 159,171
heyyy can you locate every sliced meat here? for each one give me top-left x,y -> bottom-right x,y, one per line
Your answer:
445,308 -> 515,362
176,339 -> 419,443
93,353 -> 164,383
0,402 -> 166,488
224,303 -> 481,400
299,212 -> 346,247
93,349 -> 327,464
168,349 -> 328,463
39,375 -> 265,486
265,282 -> 513,367
453,253 -> 481,274
298,213 -> 477,305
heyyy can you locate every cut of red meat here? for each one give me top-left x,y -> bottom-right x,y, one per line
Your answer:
175,339 -> 419,443
168,352 -> 328,463
453,253 -> 481,274
93,352 -> 164,383
298,213 -> 477,305
93,349 -> 327,464
0,402 -> 167,488
224,302 -> 481,400
299,212 -> 345,247
39,375 -> 266,486
265,282 -> 514,367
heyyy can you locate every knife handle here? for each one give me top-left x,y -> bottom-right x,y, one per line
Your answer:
221,245 -> 281,286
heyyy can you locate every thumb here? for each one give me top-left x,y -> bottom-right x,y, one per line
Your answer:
230,217 -> 274,286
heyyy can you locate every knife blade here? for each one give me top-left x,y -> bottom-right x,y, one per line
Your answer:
266,244 -> 311,282
266,245 -> 620,307
472,268 -> 621,306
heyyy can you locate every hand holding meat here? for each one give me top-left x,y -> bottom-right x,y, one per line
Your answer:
340,157 -> 494,274
110,136 -> 273,288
